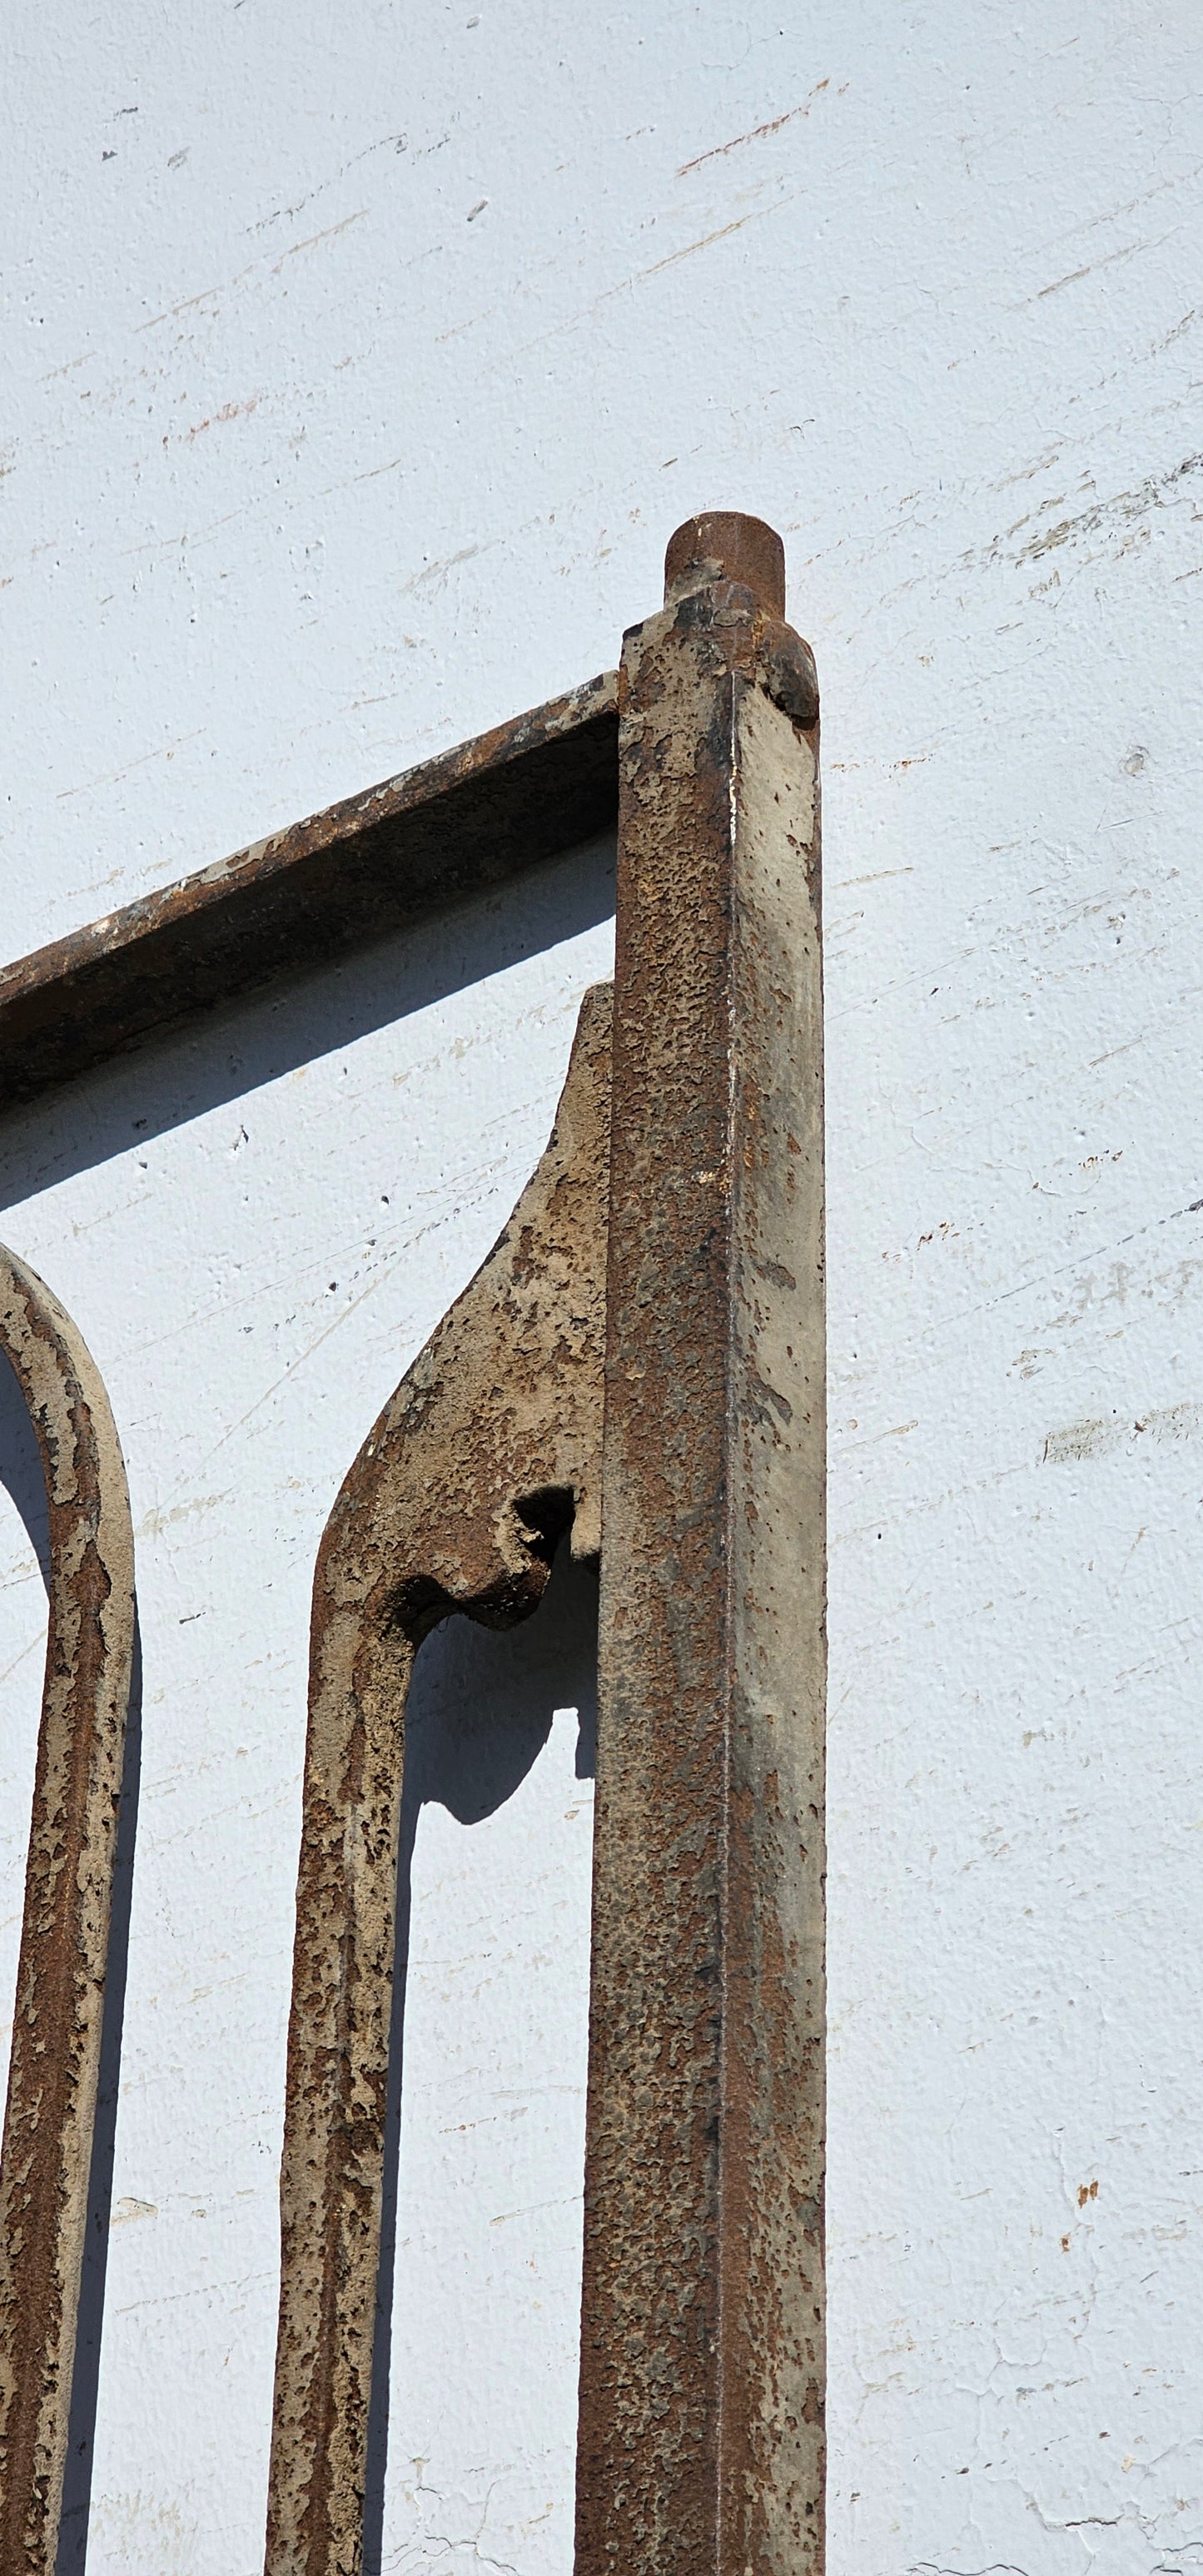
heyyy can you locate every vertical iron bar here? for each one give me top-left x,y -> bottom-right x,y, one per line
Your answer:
577,515 -> 826,2576
0,1248 -> 135,2574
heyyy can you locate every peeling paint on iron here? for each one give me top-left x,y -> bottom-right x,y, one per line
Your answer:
0,1246 -> 135,2575
265,987 -> 611,2576
576,516 -> 825,2576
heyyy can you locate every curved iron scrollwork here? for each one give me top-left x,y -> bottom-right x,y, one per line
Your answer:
0,1247 -> 135,2573
266,982 -> 611,2576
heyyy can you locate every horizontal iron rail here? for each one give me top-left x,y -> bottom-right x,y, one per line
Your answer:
0,669 -> 618,1109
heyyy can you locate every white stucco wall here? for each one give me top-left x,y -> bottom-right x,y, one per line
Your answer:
3,2 -> 1203,2569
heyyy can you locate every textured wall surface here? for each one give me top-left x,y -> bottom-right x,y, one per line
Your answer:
3,2 -> 1203,2569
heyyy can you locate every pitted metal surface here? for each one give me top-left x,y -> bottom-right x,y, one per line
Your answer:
258,510 -> 823,2576
0,1248 -> 135,2574
265,986 -> 612,2576
576,518 -> 826,2576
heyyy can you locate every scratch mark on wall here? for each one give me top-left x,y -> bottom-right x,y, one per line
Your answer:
201,1263 -> 391,1461
351,454 -> 405,484
270,208 -> 369,272
56,729 -> 206,799
1031,236 -> 1148,301
1152,305 -> 1198,352
911,2559 -> 1034,2573
183,394 -> 263,443
833,866 -> 916,891
0,1634 -> 42,1691
630,201 -> 793,288
677,78 -> 831,175
246,132 -> 409,237
137,206 -> 369,337
119,504 -> 247,559
1012,454 -> 1203,564
135,1493 -> 234,1542
992,447 -> 1061,492
400,542 -> 485,594
1043,1400 -> 1203,1466
137,283 -> 224,334
497,188 -> 798,378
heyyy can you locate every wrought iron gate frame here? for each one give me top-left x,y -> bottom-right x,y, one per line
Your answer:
0,512 -> 825,2576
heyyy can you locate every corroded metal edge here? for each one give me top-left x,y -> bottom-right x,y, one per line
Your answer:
0,669 -> 619,1111
265,986 -> 611,2576
576,522 -> 825,2574
0,1248 -> 135,2572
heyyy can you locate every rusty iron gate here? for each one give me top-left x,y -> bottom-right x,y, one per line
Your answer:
0,513 -> 825,2576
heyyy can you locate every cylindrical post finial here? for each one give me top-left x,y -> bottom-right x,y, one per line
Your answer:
664,511 -> 786,617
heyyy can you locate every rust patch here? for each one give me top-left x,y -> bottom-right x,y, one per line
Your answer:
265,987 -> 612,2576
664,510 -> 786,619
0,1247 -> 135,2574
577,515 -> 825,2575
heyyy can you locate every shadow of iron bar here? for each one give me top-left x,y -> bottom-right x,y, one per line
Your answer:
0,834 -> 615,1220
361,1544 -> 598,2576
